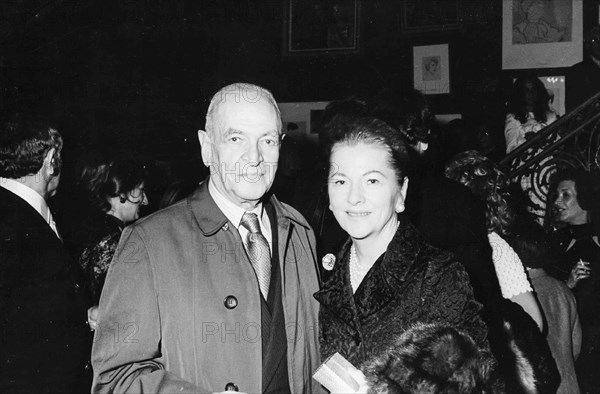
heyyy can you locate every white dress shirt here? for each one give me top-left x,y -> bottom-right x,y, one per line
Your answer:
0,177 -> 61,240
208,179 -> 273,253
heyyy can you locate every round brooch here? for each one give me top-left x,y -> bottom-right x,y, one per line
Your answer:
322,253 -> 336,271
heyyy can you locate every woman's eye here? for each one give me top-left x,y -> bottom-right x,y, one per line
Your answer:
331,179 -> 345,185
367,179 -> 379,185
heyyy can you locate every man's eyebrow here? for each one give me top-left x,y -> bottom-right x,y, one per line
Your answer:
223,128 -> 243,136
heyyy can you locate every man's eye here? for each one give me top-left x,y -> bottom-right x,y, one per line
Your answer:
230,136 -> 240,142
367,179 -> 379,184
331,179 -> 345,185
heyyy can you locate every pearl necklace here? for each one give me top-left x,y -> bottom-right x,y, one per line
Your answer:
349,244 -> 370,293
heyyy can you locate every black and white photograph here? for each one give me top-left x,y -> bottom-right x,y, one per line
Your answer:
2,1 -> 600,393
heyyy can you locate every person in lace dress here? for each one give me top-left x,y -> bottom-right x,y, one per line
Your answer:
446,151 -> 561,393
314,116 -> 490,369
78,159 -> 148,328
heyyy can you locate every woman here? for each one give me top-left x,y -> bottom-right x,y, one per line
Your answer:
314,116 -> 489,367
78,159 -> 148,327
547,169 -> 600,393
445,151 -> 561,393
505,76 -> 558,154
445,150 -> 544,330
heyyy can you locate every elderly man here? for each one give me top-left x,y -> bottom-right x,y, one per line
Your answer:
0,117 -> 91,392
92,83 -> 323,393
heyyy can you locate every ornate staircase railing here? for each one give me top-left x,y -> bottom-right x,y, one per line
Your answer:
499,91 -> 600,223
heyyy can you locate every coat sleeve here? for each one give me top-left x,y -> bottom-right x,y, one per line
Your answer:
91,226 -> 203,393
421,260 -> 489,349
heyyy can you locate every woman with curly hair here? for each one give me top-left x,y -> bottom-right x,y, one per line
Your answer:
445,151 -> 562,393
445,150 -> 543,329
78,155 -> 148,328
505,76 -> 558,154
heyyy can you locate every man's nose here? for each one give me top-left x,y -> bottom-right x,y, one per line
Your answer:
245,143 -> 263,163
141,192 -> 149,206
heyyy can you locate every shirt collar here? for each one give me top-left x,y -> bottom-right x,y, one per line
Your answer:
0,177 -> 51,222
208,178 -> 263,228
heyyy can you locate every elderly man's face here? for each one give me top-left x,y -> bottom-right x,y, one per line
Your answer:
202,98 -> 281,209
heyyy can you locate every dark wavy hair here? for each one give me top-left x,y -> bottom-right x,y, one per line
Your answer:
507,76 -> 552,125
445,150 -> 514,235
545,168 -> 600,227
0,116 -> 62,179
79,156 -> 147,213
325,115 -> 409,185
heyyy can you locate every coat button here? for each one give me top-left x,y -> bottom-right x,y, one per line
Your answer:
224,296 -> 238,309
222,223 -> 229,231
224,382 -> 238,391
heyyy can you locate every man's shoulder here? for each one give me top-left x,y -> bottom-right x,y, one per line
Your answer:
131,197 -> 191,232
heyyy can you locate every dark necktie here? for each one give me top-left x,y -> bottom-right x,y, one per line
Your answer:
240,212 -> 271,298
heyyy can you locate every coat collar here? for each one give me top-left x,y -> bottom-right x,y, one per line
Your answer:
314,219 -> 424,328
189,179 -> 310,237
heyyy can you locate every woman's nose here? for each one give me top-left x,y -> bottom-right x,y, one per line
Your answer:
347,183 -> 364,205
141,192 -> 149,206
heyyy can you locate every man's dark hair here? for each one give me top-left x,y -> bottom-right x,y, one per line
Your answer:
0,116 -> 62,179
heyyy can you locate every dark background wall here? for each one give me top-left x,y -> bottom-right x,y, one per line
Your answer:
1,0 -> 599,169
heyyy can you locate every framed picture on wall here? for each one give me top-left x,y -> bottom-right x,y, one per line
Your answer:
401,0 -> 459,32
502,0 -> 583,69
283,0 -> 360,55
413,44 -> 450,95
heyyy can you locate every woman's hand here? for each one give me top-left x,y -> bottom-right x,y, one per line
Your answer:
567,260 -> 591,289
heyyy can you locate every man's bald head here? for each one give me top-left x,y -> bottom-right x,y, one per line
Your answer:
205,83 -> 282,139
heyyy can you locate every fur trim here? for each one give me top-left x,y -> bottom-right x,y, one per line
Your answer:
361,322 -> 504,394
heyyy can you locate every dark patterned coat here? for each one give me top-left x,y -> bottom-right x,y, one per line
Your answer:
314,220 -> 488,367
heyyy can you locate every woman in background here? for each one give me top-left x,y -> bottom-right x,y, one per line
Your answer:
78,158 -> 148,328
445,150 -> 543,329
446,151 -> 561,393
314,115 -> 489,368
546,168 -> 600,393
505,76 -> 558,154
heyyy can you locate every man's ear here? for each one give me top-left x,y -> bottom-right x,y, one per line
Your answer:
197,130 -> 212,167
43,148 -> 56,177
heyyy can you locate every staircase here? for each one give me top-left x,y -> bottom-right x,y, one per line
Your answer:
499,92 -> 600,223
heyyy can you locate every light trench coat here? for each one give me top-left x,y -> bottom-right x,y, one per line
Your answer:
91,182 -> 324,393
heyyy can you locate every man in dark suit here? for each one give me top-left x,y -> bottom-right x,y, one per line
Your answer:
0,117 -> 91,393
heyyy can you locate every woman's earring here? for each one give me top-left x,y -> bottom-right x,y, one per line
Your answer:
119,196 -> 127,204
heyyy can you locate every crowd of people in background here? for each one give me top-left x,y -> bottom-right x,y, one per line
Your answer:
1,69 -> 600,394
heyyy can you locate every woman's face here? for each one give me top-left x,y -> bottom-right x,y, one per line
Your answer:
554,180 -> 589,225
328,142 -> 407,242
118,183 -> 149,224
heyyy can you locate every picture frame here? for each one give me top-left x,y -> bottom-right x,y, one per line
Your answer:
502,0 -> 583,69
283,0 -> 360,55
401,0 -> 459,33
413,44 -> 450,95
